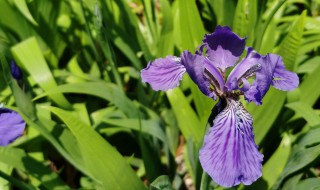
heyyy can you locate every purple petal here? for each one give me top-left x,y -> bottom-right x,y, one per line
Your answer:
181,51 -> 221,99
244,54 -> 299,105
203,57 -> 226,94
203,26 -> 246,71
0,108 -> 26,146
226,47 -> 262,91
270,54 -> 299,91
199,98 -> 263,187
141,56 -> 186,91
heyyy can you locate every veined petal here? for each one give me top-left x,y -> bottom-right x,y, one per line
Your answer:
203,58 -> 225,93
199,98 -> 263,187
141,56 -> 186,91
226,47 -> 262,91
181,51 -> 217,99
243,53 -> 273,105
203,26 -> 246,71
0,108 -> 26,146
270,54 -> 299,91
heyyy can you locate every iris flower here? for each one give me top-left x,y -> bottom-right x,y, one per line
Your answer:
141,26 -> 299,187
0,106 -> 26,146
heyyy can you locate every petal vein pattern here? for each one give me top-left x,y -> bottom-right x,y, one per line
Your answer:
203,26 -> 246,71
141,56 -> 186,91
199,98 -> 263,187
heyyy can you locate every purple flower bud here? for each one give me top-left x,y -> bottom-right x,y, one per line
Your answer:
10,60 -> 22,80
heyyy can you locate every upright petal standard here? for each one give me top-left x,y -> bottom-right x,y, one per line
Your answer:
141,26 -> 299,187
0,108 -> 26,146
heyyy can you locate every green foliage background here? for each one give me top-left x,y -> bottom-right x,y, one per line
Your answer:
0,0 -> 319,189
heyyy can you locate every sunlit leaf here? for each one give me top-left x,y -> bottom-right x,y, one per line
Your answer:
11,37 -> 71,109
43,106 -> 146,190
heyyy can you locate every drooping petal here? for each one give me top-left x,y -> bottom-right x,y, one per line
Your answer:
0,108 -> 26,146
181,51 -> 219,99
226,47 -> 262,91
141,56 -> 186,91
243,53 -> 299,105
243,53 -> 273,105
203,26 -> 246,71
270,54 -> 299,91
199,98 -> 263,187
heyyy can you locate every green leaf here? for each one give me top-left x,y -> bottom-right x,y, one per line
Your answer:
262,134 -> 291,187
12,0 -> 38,26
189,77 -> 215,126
11,37 -> 71,109
282,173 -> 303,190
276,10 -> 307,71
43,106 -> 146,190
150,175 -> 174,190
295,178 -> 320,190
16,110 -> 90,179
139,134 -> 162,183
156,0 -> 174,57
0,0 -> 34,40
297,126 -> 320,149
0,163 -> 13,190
272,144 -> 320,189
299,63 -> 320,106
34,82 -> 139,118
247,88 -> 286,145
254,0 -> 286,51
233,0 -> 257,45
166,88 -> 203,144
178,0 -> 205,51
101,118 -> 166,143
211,0 -> 236,26
0,169 -> 35,190
0,147 -> 69,190
296,56 -> 320,74
286,102 -> 320,127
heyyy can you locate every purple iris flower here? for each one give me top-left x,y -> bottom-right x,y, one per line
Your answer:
0,107 -> 26,146
140,26 -> 299,187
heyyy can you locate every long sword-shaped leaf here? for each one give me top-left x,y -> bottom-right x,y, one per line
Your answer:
286,102 -> 320,127
233,0 -> 257,45
157,0 -> 174,57
12,0 -> 38,26
44,106 -> 146,190
166,88 -> 203,144
276,11 -> 306,71
11,37 -> 71,109
34,82 -> 139,118
299,62 -> 320,106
